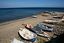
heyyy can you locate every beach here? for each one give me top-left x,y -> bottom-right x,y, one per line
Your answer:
0,12 -> 64,43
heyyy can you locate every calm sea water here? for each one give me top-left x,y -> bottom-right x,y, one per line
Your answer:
0,8 -> 64,23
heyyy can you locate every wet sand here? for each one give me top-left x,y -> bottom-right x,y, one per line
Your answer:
0,13 -> 60,43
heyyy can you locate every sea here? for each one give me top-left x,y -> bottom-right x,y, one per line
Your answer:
0,7 -> 64,23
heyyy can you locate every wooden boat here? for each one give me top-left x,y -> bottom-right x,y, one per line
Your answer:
18,28 -> 37,42
53,16 -> 63,19
37,23 -> 53,32
43,20 -> 59,24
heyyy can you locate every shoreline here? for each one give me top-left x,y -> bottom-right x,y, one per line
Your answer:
0,13 -> 40,26
0,17 -> 31,26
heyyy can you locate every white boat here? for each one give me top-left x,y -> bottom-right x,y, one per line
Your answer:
32,15 -> 37,18
43,20 -> 59,24
53,16 -> 61,18
18,28 -> 37,42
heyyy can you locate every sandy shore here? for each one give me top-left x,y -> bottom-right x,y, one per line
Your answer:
0,13 -> 61,43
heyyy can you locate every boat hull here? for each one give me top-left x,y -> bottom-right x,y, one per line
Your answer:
18,28 -> 37,42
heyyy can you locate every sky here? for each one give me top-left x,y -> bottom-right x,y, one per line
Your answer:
0,0 -> 64,8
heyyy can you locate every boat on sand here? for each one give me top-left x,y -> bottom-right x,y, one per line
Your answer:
43,20 -> 59,24
18,28 -> 37,42
32,23 -> 53,32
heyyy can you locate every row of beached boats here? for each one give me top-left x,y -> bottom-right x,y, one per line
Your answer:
18,12 -> 64,42
18,22 -> 53,42
42,12 -> 64,24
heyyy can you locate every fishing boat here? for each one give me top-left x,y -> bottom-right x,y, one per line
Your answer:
43,20 -> 59,24
34,23 -> 53,32
32,15 -> 37,18
18,28 -> 37,42
53,16 -> 61,18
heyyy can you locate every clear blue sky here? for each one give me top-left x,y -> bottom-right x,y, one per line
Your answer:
0,0 -> 64,8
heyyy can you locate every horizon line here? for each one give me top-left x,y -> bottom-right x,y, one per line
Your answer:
0,7 -> 64,9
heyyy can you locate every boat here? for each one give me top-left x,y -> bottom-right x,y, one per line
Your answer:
43,20 -> 59,24
33,23 -> 53,32
18,28 -> 37,42
32,15 -> 37,18
53,16 -> 63,19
